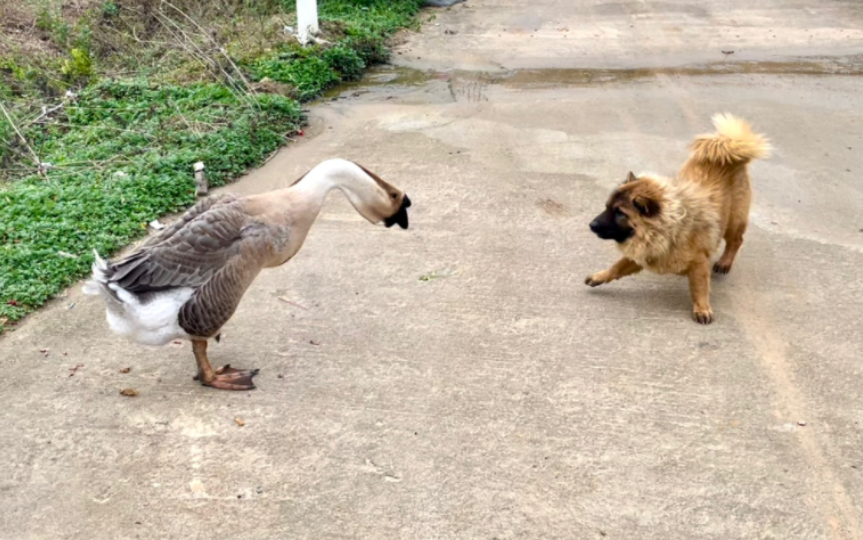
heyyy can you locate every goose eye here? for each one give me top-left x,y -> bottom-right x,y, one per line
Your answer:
391,193 -> 398,200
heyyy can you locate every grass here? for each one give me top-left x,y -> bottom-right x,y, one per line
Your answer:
0,0 -> 424,332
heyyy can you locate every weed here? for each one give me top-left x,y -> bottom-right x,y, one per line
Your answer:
61,48 -> 95,85
102,1 -> 119,17
322,46 -> 365,81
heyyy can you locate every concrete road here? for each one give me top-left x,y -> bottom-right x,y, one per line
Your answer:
3,1 -> 863,538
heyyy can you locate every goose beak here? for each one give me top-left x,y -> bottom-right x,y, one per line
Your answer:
384,194 -> 411,230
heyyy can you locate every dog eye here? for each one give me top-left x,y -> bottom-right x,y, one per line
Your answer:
613,208 -> 624,217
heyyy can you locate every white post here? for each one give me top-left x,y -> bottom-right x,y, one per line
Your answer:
297,0 -> 319,46
193,161 -> 207,196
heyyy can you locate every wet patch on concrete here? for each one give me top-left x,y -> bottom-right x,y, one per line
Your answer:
323,55 -> 863,102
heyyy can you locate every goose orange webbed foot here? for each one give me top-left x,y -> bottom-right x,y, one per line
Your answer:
194,364 -> 259,391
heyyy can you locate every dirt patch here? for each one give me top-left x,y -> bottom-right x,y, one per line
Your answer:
0,0 -> 100,56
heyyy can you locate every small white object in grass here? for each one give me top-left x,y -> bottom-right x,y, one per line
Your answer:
284,25 -> 294,34
57,251 -> 79,259
113,171 -> 128,178
149,220 -> 166,230
194,162 -> 208,196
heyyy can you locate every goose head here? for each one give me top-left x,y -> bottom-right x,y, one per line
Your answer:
338,160 -> 412,230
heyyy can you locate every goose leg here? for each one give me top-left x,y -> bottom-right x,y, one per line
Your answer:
191,339 -> 259,390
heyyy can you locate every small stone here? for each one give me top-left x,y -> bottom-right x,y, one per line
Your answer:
798,421 -> 807,427
235,417 -> 245,427
119,388 -> 138,397
119,367 -> 131,374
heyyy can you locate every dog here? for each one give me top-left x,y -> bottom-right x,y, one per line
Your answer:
585,113 -> 770,324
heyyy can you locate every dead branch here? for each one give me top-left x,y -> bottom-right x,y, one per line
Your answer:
161,0 -> 257,97
0,100 -> 41,168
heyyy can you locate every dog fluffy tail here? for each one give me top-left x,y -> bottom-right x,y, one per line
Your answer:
689,113 -> 771,166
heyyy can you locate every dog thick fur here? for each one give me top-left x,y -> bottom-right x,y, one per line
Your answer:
585,113 -> 770,324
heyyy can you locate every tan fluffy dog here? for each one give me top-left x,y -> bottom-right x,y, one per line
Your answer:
585,113 -> 770,324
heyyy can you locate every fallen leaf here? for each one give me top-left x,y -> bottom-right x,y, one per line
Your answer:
234,417 -> 245,427
119,388 -> 138,397
39,348 -> 49,357
7,300 -> 19,306
119,367 -> 132,374
419,266 -> 458,282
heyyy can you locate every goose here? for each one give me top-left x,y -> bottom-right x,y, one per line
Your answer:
83,158 -> 412,390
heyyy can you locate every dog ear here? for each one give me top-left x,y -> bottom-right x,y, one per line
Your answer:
632,195 -> 660,217
623,171 -> 638,184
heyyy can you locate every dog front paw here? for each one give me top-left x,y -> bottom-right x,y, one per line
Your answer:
584,273 -> 607,287
713,261 -> 732,274
692,308 -> 714,325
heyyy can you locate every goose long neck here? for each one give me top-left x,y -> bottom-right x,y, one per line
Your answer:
290,166 -> 339,215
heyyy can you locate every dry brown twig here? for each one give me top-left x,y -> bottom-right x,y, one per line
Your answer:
0,100 -> 41,168
161,0 -> 257,96
154,9 -> 255,108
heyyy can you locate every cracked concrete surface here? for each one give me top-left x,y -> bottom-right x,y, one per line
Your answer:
2,1 -> 863,539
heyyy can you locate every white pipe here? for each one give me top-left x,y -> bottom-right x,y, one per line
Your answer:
297,0 -> 319,45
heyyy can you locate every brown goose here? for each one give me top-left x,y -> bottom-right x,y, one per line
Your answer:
83,158 -> 411,390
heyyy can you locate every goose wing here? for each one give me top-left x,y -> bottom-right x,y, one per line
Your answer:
105,195 -> 273,294
137,193 -> 239,251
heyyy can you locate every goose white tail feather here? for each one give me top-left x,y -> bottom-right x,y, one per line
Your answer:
83,249 -> 192,346
82,249 -> 108,296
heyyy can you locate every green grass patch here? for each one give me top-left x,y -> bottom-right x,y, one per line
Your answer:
248,0 -> 422,99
